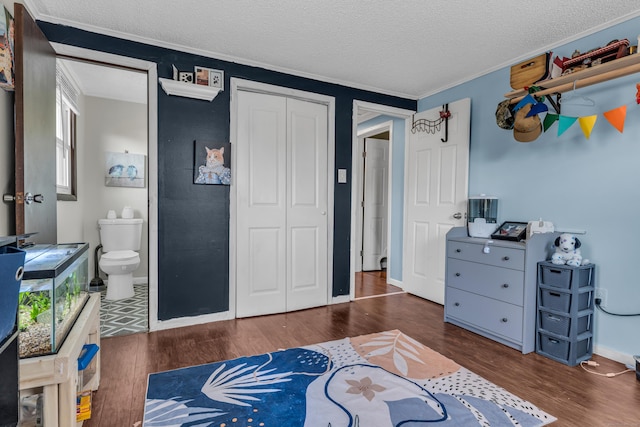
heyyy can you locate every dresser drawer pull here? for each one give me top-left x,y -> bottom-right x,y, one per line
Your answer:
455,272 -> 461,277
455,248 -> 462,253
501,318 -> 508,323
502,283 -> 509,288
502,256 -> 510,261
454,302 -> 460,307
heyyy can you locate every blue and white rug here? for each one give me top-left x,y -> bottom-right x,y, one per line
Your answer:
144,330 -> 555,426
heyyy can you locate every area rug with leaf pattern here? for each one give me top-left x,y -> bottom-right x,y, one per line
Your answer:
143,330 -> 556,426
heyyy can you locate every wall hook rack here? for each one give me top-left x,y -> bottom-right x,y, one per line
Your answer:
411,104 -> 451,142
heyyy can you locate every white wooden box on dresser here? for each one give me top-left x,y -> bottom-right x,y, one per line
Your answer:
444,227 -> 559,354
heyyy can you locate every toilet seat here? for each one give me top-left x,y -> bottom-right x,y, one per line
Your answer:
101,250 -> 139,262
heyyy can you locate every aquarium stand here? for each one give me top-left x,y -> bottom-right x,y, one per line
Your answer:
18,293 -> 100,427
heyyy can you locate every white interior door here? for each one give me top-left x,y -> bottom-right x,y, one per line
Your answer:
286,98 -> 329,311
236,91 -> 328,317
362,138 -> 389,271
402,98 -> 470,304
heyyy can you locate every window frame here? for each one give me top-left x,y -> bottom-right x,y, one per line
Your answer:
56,64 -> 78,201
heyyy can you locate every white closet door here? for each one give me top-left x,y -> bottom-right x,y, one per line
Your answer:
286,98 -> 328,311
236,92 -> 328,317
236,91 -> 288,317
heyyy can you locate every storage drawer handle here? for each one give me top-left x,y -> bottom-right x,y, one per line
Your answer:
548,338 -> 560,344
549,292 -> 561,297
501,318 -> 508,323
455,272 -> 460,277
455,248 -> 461,253
502,256 -> 510,261
549,269 -> 562,274
454,302 -> 460,307
502,283 -> 509,288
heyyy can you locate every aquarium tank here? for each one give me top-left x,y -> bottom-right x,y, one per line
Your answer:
18,243 -> 89,358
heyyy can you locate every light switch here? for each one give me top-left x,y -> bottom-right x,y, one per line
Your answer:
338,169 -> 347,183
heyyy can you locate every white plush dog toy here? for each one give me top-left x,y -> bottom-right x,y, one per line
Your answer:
551,233 -> 587,266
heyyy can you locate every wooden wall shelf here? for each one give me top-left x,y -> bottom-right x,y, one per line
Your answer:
159,77 -> 221,101
505,53 -> 640,104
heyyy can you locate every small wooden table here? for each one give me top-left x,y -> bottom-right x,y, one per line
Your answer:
19,293 -> 101,426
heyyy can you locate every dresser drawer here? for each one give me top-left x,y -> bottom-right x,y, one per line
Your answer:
447,241 -> 524,270
445,287 -> 523,342
447,258 -> 524,305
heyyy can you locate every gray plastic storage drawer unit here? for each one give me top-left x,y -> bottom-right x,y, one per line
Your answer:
536,261 -> 595,366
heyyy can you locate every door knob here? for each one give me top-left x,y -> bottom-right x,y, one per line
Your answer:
453,212 -> 463,219
321,211 -> 326,215
24,192 -> 44,205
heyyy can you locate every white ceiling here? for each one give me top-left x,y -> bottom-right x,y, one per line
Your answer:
26,0 -> 640,100
60,59 -> 147,104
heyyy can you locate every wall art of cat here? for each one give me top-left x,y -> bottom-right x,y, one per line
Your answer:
194,142 -> 231,185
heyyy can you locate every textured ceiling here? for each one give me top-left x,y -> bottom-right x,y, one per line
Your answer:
25,0 -> 640,99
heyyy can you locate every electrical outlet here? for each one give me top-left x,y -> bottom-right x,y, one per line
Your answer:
594,287 -> 608,307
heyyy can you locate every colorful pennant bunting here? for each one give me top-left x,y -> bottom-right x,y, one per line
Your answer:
513,94 -> 537,112
543,113 -> 559,132
557,116 -> 578,136
578,115 -> 597,139
526,102 -> 549,117
603,105 -> 626,133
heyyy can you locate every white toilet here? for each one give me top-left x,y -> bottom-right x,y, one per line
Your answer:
98,215 -> 143,301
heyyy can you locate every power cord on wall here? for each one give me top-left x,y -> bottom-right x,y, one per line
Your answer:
594,299 -> 640,316
580,360 -> 634,377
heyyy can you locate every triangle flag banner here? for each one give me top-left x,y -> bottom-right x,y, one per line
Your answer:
603,105 -> 627,133
543,113 -> 559,132
526,102 -> 549,117
557,115 -> 578,136
578,115 -> 597,139
513,94 -> 537,112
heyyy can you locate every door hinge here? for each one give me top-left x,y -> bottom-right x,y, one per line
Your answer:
360,250 -> 363,256
362,151 -> 366,158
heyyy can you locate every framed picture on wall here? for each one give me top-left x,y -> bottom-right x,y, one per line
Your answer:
193,140 -> 231,185
194,66 -> 224,90
209,69 -> 224,90
105,151 -> 146,188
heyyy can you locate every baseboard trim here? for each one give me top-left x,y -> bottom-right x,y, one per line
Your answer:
593,344 -> 634,367
332,295 -> 350,304
133,276 -> 148,285
387,278 -> 403,289
150,310 -> 234,332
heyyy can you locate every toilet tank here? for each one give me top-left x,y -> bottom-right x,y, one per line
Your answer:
98,218 -> 143,252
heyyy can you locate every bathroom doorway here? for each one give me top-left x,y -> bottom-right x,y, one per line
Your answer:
55,57 -> 150,337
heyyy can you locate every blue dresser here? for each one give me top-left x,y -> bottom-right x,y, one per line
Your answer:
444,227 -> 557,354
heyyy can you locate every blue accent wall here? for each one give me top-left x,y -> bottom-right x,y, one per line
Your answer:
38,22 -> 416,320
419,17 -> 640,358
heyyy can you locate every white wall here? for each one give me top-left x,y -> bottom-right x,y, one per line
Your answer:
57,95 -> 148,281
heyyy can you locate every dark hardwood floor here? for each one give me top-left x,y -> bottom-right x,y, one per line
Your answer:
86,277 -> 639,427
355,270 -> 403,298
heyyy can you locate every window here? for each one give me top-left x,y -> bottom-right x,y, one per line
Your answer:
56,63 -> 79,200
